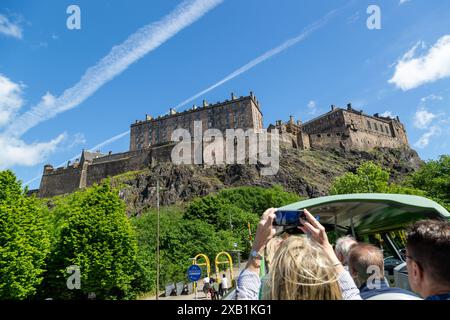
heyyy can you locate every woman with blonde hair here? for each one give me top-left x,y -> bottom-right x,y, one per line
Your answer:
236,208 -> 361,300
261,236 -> 342,300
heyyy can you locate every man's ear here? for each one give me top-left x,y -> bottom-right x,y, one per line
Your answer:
414,261 -> 424,279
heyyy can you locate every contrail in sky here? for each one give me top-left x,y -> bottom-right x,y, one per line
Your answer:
6,0 -> 223,138
173,6 -> 342,110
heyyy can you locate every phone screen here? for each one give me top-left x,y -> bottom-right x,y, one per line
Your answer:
274,210 -> 303,226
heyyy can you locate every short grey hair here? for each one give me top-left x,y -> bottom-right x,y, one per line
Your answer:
335,235 -> 357,265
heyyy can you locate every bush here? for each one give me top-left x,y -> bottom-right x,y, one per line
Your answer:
0,170 -> 50,299
42,181 -> 138,299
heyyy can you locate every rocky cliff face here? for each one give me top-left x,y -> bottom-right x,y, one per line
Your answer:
109,147 -> 423,216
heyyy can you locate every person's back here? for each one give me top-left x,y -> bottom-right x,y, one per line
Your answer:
221,275 -> 228,290
348,243 -> 419,300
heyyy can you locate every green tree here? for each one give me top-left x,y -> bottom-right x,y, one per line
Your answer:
43,181 -> 138,299
330,162 -> 390,194
330,162 -> 425,196
0,170 -> 50,299
132,207 -> 238,292
406,155 -> 450,210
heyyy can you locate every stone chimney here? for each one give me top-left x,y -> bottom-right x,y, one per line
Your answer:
347,103 -> 352,111
146,114 -> 153,121
250,91 -> 254,98
67,160 -> 71,167
331,105 -> 336,111
203,99 -> 208,107
192,104 -> 197,110
231,92 -> 236,100
169,108 -> 177,115
43,164 -> 54,173
297,120 -> 302,126
108,151 -> 112,155
289,115 -> 294,124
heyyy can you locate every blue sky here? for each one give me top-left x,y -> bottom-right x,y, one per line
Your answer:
1,0 -> 449,189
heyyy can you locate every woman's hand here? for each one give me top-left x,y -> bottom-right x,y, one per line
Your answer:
299,209 -> 343,270
252,208 -> 277,252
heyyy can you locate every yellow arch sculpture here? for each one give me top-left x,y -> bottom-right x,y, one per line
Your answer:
193,253 -> 211,278
215,251 -> 233,284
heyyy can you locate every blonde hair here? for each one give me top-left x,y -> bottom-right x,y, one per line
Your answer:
262,235 -> 342,300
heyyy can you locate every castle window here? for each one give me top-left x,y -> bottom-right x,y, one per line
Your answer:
327,133 -> 331,137
336,133 -> 341,136
317,134 -> 321,138
367,120 -> 372,130
380,125 -> 384,133
374,123 -> 378,131
385,126 -> 389,134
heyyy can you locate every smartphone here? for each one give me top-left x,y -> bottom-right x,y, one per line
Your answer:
273,209 -> 306,226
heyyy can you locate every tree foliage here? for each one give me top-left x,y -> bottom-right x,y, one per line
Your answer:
0,170 -> 50,299
406,155 -> 450,210
42,182 -> 138,299
330,162 -> 425,196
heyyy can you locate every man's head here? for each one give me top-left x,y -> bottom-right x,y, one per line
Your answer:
348,243 -> 384,288
406,219 -> 450,298
334,235 -> 357,265
222,274 -> 226,278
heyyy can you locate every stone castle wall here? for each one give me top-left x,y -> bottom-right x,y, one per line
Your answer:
39,164 -> 85,197
86,149 -> 151,187
130,93 -> 263,151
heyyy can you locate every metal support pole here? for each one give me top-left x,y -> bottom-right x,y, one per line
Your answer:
156,179 -> 160,300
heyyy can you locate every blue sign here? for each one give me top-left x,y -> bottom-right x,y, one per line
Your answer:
187,264 -> 202,282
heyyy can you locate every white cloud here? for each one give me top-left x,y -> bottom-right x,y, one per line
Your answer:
0,75 -> 66,168
389,35 -> 450,90
3,0 -> 223,139
0,74 -> 25,127
399,0 -> 411,5
68,133 -> 86,149
421,94 -> 443,102
381,111 -> 395,118
0,133 -> 66,169
413,108 -> 437,129
307,100 -> 319,115
0,14 -> 23,39
414,126 -> 441,148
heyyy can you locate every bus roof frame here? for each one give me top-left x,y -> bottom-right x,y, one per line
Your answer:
279,193 -> 450,236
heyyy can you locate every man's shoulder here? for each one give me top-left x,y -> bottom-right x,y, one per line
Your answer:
361,286 -> 418,300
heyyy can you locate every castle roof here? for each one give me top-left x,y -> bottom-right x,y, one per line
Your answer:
131,92 -> 261,127
80,150 -> 106,163
301,105 -> 400,127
